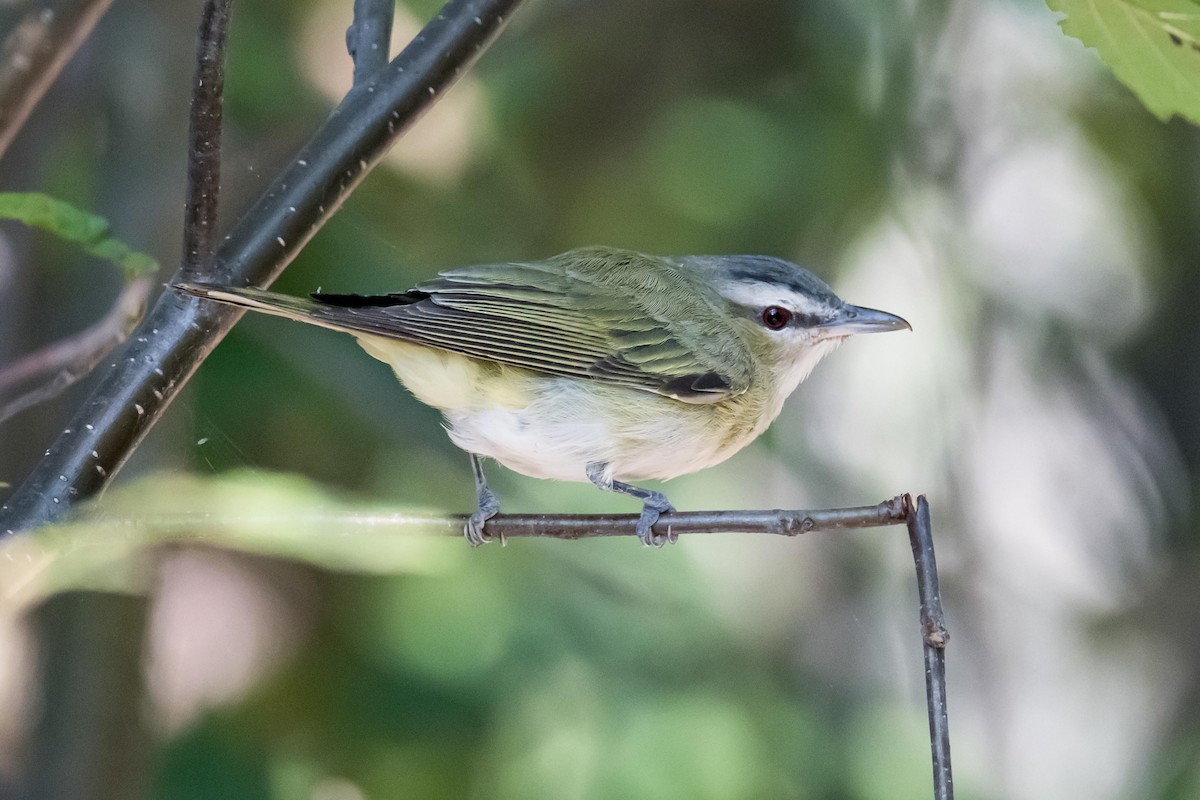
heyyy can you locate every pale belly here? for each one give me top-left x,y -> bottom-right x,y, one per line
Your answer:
356,334 -> 776,483
444,378 -> 754,483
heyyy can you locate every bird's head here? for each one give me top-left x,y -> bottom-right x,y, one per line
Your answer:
689,254 -> 911,395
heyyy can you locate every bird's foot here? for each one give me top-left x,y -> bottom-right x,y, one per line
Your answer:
636,491 -> 676,547
465,485 -> 501,547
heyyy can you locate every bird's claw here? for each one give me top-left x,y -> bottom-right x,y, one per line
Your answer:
636,491 -> 676,547
465,485 -> 500,547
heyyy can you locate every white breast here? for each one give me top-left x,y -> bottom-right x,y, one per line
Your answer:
444,378 -> 745,483
357,333 -> 808,485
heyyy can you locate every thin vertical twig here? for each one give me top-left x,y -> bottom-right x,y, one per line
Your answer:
906,494 -> 953,800
180,0 -> 233,280
347,0 -> 394,86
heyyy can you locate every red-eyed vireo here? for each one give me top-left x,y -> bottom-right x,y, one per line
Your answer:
177,246 -> 909,546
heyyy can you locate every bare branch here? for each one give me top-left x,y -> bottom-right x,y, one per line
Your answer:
0,277 -> 150,424
456,496 -> 910,540
0,0 -> 115,159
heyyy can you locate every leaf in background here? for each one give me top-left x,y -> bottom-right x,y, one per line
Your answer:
0,192 -> 159,280
0,470 -> 461,615
1047,0 -> 1200,125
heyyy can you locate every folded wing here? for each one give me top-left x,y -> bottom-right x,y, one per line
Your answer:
178,248 -> 753,404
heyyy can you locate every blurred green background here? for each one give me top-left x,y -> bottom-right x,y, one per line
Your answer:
2,0 -> 1200,798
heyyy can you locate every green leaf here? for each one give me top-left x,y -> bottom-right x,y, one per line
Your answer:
0,471 -> 462,613
1048,0 -> 1200,124
0,192 -> 159,280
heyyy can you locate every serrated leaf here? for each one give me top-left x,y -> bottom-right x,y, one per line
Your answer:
0,192 -> 159,280
1048,0 -> 1200,124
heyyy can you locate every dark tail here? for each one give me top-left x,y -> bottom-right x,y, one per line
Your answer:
174,283 -> 428,338
175,283 -> 336,327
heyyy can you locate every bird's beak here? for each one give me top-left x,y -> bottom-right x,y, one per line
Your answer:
819,304 -> 912,335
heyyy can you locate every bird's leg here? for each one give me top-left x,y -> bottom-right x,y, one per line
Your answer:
466,453 -> 500,546
585,462 -> 676,547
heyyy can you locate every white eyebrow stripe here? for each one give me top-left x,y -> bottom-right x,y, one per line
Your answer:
717,281 -> 826,314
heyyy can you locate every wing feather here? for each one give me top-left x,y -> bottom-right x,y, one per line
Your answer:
188,247 -> 755,403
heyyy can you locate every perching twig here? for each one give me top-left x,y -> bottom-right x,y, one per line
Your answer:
180,0 -> 233,280
0,0 -> 116,159
454,496 -> 909,539
0,0 -> 523,536
176,494 -> 951,796
471,493 -> 954,800
347,0 -> 394,86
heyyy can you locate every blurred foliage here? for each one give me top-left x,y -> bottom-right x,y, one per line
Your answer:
3,0 -> 1200,799
0,472 -> 456,605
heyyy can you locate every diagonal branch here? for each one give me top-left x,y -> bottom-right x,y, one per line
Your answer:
0,0 -> 523,536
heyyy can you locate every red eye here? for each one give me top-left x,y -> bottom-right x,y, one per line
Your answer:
761,306 -> 791,330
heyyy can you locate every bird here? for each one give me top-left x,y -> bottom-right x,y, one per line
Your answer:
176,246 -> 910,547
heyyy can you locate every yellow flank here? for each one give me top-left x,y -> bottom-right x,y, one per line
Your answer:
354,334 -> 534,411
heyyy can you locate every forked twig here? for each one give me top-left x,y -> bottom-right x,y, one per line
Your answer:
453,494 -> 953,799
